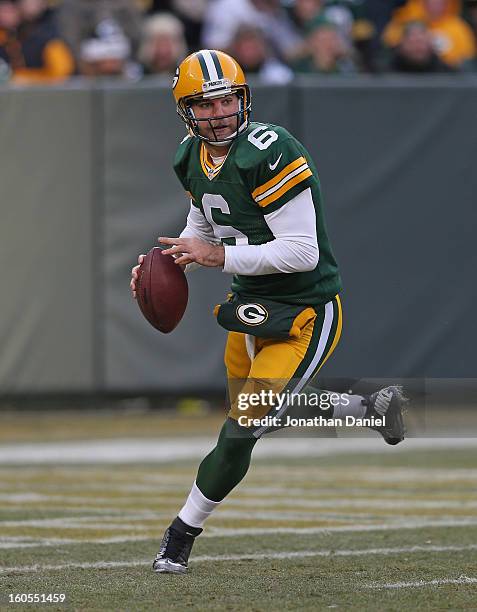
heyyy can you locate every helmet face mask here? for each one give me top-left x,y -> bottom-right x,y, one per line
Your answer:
179,86 -> 251,146
173,50 -> 251,146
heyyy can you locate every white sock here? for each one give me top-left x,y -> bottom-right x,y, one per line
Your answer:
178,481 -> 221,528
332,394 -> 366,419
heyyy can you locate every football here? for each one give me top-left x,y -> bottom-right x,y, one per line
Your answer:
136,247 -> 188,333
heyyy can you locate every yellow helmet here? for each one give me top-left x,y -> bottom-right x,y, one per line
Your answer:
172,49 -> 251,145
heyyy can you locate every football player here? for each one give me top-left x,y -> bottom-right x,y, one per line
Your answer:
130,50 -> 405,575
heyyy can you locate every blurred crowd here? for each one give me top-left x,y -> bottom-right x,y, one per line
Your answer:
1,0 -> 477,84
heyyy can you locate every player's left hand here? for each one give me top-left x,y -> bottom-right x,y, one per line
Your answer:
130,253 -> 146,299
159,236 -> 225,268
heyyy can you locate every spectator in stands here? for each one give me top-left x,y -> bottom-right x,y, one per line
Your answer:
0,0 -> 19,81
228,24 -> 293,83
57,0 -> 142,65
288,0 -> 376,70
202,0 -> 302,62
142,0 -> 207,51
78,18 -> 139,79
464,0 -> 477,39
385,0 -> 461,22
290,0 -> 325,32
290,0 -> 368,40
321,1 -> 355,37
139,0 -> 168,11
383,0 -> 476,68
139,13 -> 187,76
292,16 -> 357,73
362,0 -> 407,40
389,20 -> 456,71
165,0 -> 207,52
0,0 -> 74,83
344,0 -> 407,71
288,0 -> 353,56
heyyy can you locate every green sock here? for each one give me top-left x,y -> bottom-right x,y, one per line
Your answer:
196,418 -> 257,502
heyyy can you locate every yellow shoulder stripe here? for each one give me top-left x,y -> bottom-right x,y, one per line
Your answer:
252,156 -> 307,199
257,168 -> 312,208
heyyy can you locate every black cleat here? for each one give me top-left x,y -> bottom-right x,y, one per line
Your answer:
363,385 -> 407,445
152,517 -> 202,575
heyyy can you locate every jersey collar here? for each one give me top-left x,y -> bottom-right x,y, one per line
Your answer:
200,142 -> 231,181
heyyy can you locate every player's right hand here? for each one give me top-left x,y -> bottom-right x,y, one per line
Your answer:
130,254 -> 145,299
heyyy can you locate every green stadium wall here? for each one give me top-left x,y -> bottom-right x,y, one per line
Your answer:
1,77 -> 476,393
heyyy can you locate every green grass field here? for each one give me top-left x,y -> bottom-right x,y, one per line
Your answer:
0,410 -> 476,611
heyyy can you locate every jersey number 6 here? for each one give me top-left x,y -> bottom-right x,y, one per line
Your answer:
247,125 -> 279,150
202,194 -> 249,245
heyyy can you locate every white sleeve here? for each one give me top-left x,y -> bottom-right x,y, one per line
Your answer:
223,188 -> 319,275
180,201 -> 218,243
178,201 -> 219,273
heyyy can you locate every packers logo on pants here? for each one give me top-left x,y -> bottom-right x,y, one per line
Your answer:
225,295 -> 343,437
236,304 -> 269,326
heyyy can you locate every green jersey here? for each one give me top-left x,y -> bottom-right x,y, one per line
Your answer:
173,122 -> 342,306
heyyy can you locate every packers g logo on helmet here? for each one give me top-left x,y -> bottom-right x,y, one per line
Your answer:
172,67 -> 179,89
172,49 -> 251,145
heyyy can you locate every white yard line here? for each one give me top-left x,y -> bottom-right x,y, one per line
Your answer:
2,492 -> 477,512
235,485 -> 477,498
1,544 -> 476,574
0,493 -> 182,505
0,437 -> 477,464
2,467 -> 477,485
195,544 -> 477,561
1,485 -> 476,511
366,576 -> 477,589
0,512 -> 161,527
205,518 -> 477,537
2,517 -> 477,547
3,510 -> 382,524
3,515 -> 477,530
239,467 -> 477,483
0,519 -> 152,531
216,497 -> 477,511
